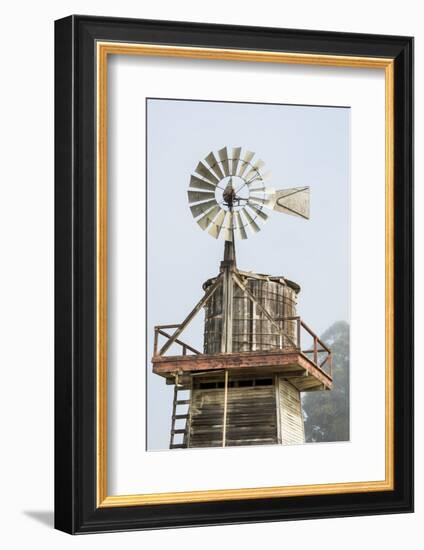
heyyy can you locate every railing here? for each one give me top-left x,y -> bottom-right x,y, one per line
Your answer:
153,317 -> 332,379
153,324 -> 201,357
275,316 -> 332,378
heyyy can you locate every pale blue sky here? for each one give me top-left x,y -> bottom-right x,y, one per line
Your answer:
147,98 -> 350,450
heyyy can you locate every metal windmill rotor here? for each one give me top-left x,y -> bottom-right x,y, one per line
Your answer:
188,147 -> 310,241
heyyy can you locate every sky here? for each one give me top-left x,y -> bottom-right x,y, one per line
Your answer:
146,98 -> 350,450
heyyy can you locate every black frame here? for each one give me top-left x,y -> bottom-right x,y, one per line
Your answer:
55,15 -> 414,534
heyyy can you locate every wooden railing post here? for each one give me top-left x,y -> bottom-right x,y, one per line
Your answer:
274,317 -> 333,380
159,274 -> 222,356
297,318 -> 301,349
153,327 -> 159,356
155,327 -> 201,356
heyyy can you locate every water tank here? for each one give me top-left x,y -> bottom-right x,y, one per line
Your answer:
203,271 -> 300,354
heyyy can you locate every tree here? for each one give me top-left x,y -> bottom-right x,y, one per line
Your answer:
302,320 -> 349,442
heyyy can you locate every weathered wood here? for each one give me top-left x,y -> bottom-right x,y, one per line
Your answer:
157,266 -> 332,450
186,376 -> 194,448
156,329 -> 201,355
159,274 -> 223,356
222,370 -> 229,447
232,273 -> 297,348
300,320 -> 331,354
188,385 -> 278,448
278,378 -> 305,445
274,374 -> 282,444
153,349 -> 332,391
169,378 -> 191,449
220,263 -> 234,353
204,271 -> 299,354
313,335 -> 318,366
297,317 -> 301,348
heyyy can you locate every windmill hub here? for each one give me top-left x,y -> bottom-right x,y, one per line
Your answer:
216,176 -> 250,211
188,146 -> 311,241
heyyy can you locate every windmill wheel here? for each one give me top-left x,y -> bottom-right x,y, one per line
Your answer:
188,147 -> 275,241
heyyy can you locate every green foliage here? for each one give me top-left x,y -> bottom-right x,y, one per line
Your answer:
302,321 -> 350,443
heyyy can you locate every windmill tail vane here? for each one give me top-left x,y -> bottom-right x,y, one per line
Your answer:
187,146 -> 310,241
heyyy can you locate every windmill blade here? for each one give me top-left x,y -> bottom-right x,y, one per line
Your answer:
245,170 -> 272,186
231,147 -> 242,176
205,152 -> 225,180
249,186 -> 275,195
189,175 -> 216,192
237,150 -> 255,177
235,211 -> 248,240
218,147 -> 230,176
260,171 -> 272,182
249,195 -> 276,209
187,190 -> 216,204
273,186 -> 310,219
208,209 -> 227,239
245,159 -> 265,180
190,199 -> 218,218
247,202 -> 269,221
221,211 -> 234,242
195,162 -> 220,185
245,174 -> 261,186
241,207 -> 261,234
197,205 -> 221,230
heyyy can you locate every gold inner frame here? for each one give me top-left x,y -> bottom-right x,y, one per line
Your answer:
96,42 -> 394,507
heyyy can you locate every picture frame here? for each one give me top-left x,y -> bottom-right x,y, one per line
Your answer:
54,15 -> 413,534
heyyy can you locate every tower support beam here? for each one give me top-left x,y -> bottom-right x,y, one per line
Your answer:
220,264 -> 234,353
220,237 -> 236,353
159,274 -> 223,356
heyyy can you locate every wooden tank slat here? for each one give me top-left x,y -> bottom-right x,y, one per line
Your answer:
203,274 -> 299,354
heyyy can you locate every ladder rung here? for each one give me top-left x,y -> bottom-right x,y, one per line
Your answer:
171,429 -> 186,434
172,414 -> 189,420
176,399 -> 190,405
170,444 -> 186,449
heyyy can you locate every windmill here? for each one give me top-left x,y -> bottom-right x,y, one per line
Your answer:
188,146 -> 310,241
152,147 -> 332,450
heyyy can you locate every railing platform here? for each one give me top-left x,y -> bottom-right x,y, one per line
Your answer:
152,315 -> 332,392
153,349 -> 332,392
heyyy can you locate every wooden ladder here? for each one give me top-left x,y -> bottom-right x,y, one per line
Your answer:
169,374 -> 192,449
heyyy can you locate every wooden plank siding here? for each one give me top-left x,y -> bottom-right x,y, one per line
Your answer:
188,384 -> 278,447
185,376 -> 304,448
278,378 -> 305,445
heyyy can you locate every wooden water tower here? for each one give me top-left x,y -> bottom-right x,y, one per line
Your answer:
152,147 -> 332,449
